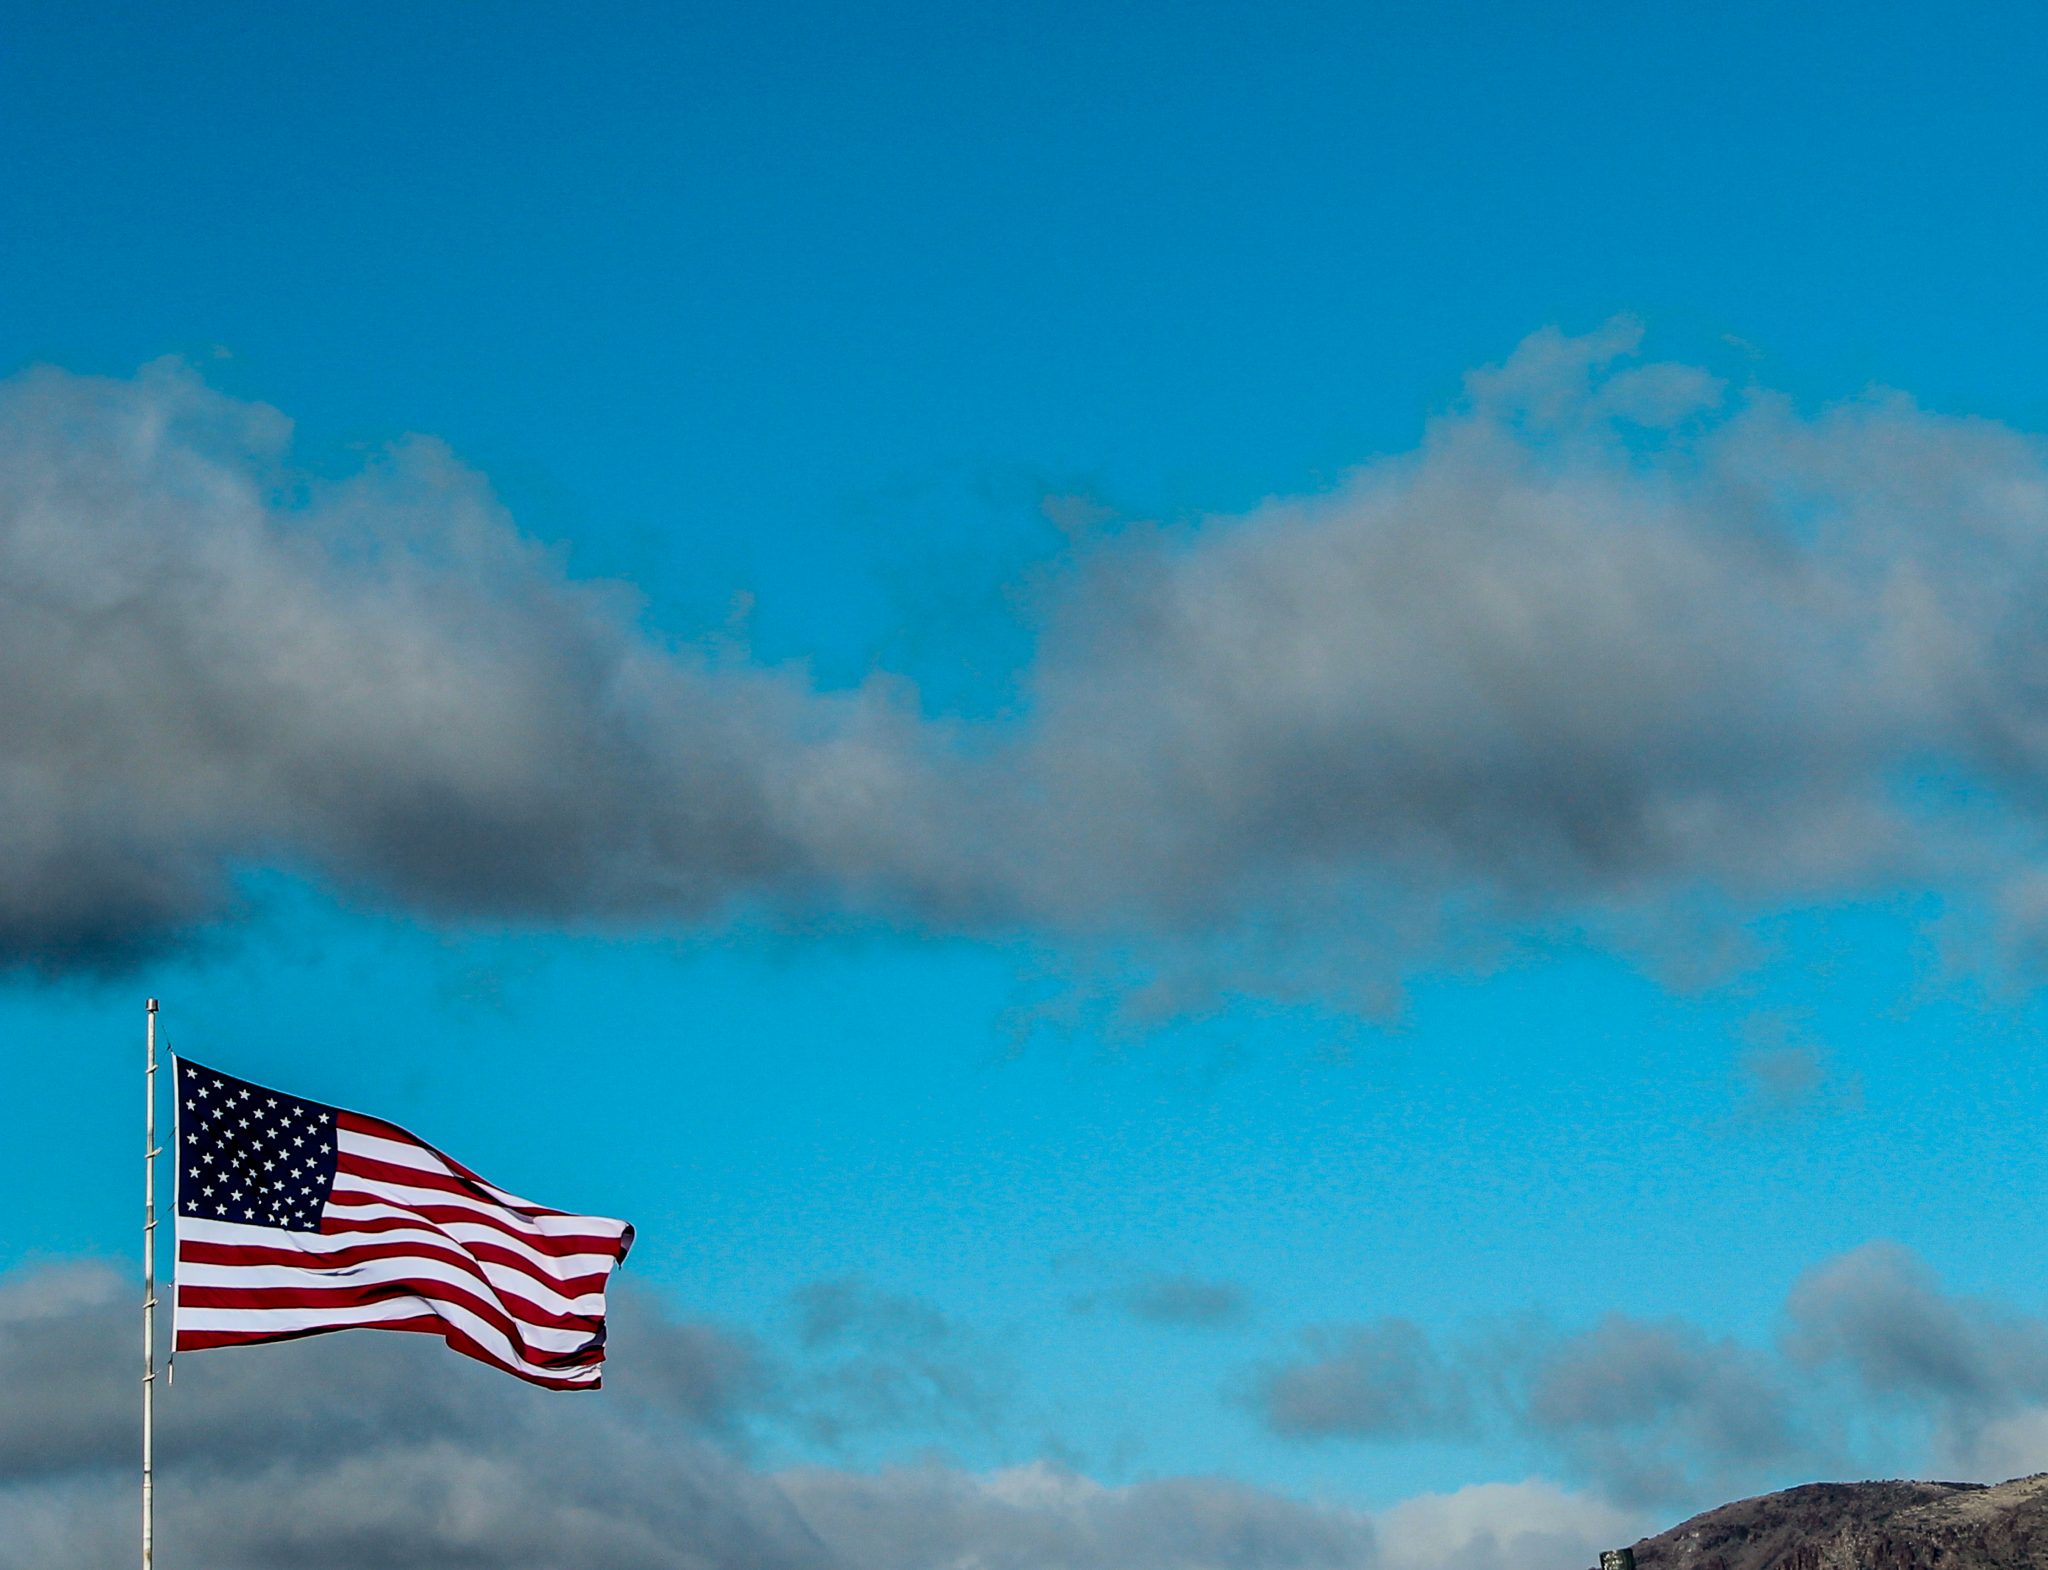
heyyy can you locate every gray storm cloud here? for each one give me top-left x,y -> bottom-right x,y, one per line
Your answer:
8,323 -> 2048,976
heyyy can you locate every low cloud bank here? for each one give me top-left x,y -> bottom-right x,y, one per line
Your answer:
10,324 -> 2048,991
14,1244 -> 2045,1566
0,1262 -> 1622,1570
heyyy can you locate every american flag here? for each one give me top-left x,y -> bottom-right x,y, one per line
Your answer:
171,1056 -> 634,1389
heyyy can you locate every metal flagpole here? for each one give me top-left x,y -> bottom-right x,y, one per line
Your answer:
143,997 -> 158,1570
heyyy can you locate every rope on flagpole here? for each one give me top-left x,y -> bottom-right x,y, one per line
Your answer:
144,997 -> 158,1570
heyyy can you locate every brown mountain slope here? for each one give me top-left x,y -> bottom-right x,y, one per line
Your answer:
1619,1475 -> 2048,1570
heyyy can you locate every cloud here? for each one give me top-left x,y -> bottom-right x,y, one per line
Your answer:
0,1262 -> 770,1470
607,1290 -> 776,1438
1728,1013 -> 1862,1124
0,1262 -> 830,1570
1368,1479 -> 1642,1570
1124,1275 -> 1253,1328
1734,1043 -> 1849,1121
1007,335 -> 1897,940
1250,1319 -> 1474,1442
23,1246 -> 2048,1567
12,326 -> 2048,993
1511,1315 -> 1806,1508
0,359 -> 960,971
0,1257 -> 1587,1570
1239,1245 -> 2048,1513
792,1278 -> 950,1349
785,1277 -> 1012,1444
1246,1309 -> 1800,1509
781,1461 -> 1380,1570
1069,1273 -> 1252,1328
1939,1408 -> 2048,1484
1785,1241 -> 2048,1457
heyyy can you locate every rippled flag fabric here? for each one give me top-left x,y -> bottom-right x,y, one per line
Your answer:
171,1056 -> 634,1389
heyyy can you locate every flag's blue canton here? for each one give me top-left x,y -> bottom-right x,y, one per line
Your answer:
175,1060 -> 342,1233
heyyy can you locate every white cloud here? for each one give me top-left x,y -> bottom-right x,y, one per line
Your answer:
1371,1479 -> 1643,1570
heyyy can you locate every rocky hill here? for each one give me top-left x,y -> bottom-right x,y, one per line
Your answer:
1616,1475 -> 2048,1569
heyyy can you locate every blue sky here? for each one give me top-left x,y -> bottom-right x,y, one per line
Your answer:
8,4 -> 2048,1567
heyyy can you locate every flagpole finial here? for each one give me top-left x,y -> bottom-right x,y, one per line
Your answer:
147,998 -> 158,1013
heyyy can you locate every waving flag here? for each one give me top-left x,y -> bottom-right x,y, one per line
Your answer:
171,1057 -> 633,1389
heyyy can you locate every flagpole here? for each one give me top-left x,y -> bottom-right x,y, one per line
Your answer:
143,996 -> 158,1570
